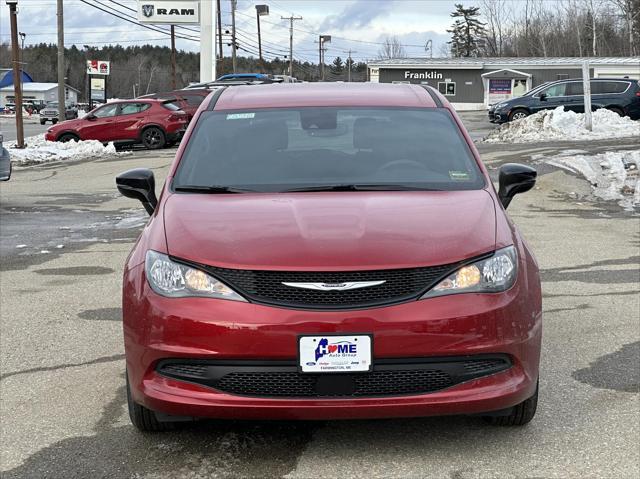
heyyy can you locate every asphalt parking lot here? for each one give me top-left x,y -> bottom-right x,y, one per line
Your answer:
0,111 -> 638,478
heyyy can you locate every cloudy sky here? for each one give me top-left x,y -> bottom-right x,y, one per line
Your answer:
0,0 -> 475,63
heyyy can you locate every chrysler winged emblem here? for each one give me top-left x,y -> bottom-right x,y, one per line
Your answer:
282,281 -> 386,291
141,4 -> 154,17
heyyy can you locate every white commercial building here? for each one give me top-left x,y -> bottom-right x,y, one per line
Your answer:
0,82 -> 79,107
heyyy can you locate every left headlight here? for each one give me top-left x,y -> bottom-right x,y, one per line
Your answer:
421,246 -> 518,299
495,102 -> 508,109
145,250 -> 246,301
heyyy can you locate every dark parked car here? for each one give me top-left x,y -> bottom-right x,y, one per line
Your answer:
139,89 -> 209,120
0,132 -> 10,181
116,83 -> 542,432
45,99 -> 188,149
489,78 -> 640,123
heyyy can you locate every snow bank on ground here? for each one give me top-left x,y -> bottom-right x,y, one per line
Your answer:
8,135 -> 129,165
484,107 -> 640,143
544,149 -> 639,211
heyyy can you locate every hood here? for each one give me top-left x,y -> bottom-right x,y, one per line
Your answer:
163,190 -> 497,270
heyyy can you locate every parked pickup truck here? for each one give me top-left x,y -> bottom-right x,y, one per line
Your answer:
39,102 -> 78,124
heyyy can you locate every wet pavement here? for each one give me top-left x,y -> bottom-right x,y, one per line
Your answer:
0,112 -> 638,478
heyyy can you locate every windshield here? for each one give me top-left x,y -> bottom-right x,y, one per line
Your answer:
173,108 -> 485,192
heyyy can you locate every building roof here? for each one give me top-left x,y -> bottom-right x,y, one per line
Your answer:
214,83 -> 439,110
369,57 -> 640,68
0,82 -> 80,93
0,69 -> 34,88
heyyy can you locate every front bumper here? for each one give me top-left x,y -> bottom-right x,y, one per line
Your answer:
124,265 -> 542,420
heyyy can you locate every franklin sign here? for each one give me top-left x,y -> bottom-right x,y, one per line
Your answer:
404,71 -> 444,80
137,1 -> 200,24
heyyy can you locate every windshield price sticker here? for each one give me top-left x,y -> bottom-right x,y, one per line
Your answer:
226,113 -> 255,120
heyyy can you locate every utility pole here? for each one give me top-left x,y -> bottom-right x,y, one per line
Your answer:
231,0 -> 237,73
216,0 -> 223,69
344,49 -> 356,82
256,5 -> 269,72
57,0 -> 65,124
170,25 -> 176,89
582,60 -> 592,131
7,1 -> 24,148
282,15 -> 302,77
318,35 -> 330,81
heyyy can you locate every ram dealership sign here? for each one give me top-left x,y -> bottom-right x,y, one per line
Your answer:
404,71 -> 444,80
137,1 -> 200,24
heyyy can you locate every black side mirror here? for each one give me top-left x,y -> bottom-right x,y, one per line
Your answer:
498,163 -> 537,209
85,114 -> 97,121
539,93 -> 547,101
116,168 -> 158,215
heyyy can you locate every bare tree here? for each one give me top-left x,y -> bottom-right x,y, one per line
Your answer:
377,36 -> 407,60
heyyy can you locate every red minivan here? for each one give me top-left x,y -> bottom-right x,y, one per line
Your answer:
45,99 -> 188,149
116,83 -> 542,432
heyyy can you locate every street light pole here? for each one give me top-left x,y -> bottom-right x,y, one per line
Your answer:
256,5 -> 269,72
231,0 -> 237,73
7,0 -> 24,148
57,0 -> 65,124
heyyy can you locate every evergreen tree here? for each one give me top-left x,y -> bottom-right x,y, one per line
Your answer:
447,4 -> 486,57
331,56 -> 344,74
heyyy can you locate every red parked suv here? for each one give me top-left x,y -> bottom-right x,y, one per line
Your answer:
45,99 -> 188,149
139,89 -> 210,121
116,83 -> 542,432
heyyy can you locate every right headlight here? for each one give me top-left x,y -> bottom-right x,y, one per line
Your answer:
421,246 -> 518,299
145,250 -> 246,301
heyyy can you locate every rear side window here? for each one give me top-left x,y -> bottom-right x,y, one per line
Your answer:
566,82 -> 584,96
161,101 -> 181,111
183,95 -> 205,106
174,108 -> 485,192
591,81 -> 630,94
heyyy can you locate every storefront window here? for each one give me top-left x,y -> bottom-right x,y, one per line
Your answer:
438,82 -> 456,96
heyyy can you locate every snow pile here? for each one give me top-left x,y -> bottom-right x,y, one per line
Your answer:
545,149 -> 640,210
8,135 -> 129,165
484,107 -> 640,143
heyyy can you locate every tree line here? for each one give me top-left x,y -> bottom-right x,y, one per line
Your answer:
0,43 -> 368,101
446,0 -> 639,58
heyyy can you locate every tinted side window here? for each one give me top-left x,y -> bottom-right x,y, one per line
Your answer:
566,82 -> 584,96
543,83 -> 567,97
183,95 -> 205,106
591,81 -> 629,94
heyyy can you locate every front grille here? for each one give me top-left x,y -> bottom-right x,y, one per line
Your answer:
157,356 -> 511,399
196,263 -> 460,310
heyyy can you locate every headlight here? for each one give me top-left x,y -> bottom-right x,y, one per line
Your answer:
421,246 -> 518,299
495,102 -> 508,109
145,250 -> 246,301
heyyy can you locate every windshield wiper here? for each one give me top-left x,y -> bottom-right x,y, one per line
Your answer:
283,184 -> 441,192
173,185 -> 255,194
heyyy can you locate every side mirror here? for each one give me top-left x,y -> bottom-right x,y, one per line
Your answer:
539,93 -> 547,101
116,168 -> 158,215
85,114 -> 97,121
498,163 -> 537,209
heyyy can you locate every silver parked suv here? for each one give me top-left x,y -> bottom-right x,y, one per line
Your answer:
39,101 -> 78,125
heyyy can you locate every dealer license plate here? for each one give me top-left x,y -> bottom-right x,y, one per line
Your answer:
298,335 -> 372,373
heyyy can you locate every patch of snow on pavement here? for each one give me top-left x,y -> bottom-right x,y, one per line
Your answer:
545,149 -> 639,211
484,107 -> 640,143
7,135 -> 129,165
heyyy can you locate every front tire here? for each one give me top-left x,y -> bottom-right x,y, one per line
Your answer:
126,373 -> 176,432
483,381 -> 538,426
57,133 -> 79,143
40,119 -> 46,125
509,109 -> 529,122
141,127 -> 166,150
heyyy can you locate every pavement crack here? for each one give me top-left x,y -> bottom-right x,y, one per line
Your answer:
0,354 -> 125,381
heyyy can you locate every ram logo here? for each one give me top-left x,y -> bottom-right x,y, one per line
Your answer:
141,4 -> 154,17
